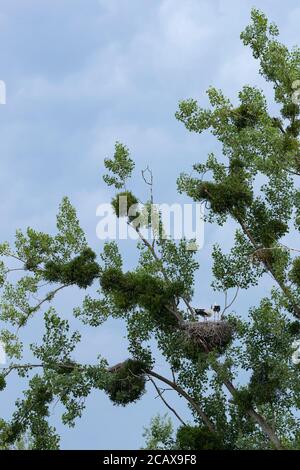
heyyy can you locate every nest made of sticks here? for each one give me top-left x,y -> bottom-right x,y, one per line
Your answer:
105,359 -> 146,406
182,321 -> 233,354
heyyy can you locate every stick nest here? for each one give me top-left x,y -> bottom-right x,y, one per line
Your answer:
104,359 -> 146,406
183,321 -> 233,354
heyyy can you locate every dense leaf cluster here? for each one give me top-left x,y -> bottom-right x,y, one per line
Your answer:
100,268 -> 184,327
195,176 -> 253,218
43,248 -> 100,288
176,425 -> 228,450
104,359 -> 146,406
111,191 -> 139,221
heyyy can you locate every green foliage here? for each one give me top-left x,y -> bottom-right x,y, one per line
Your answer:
103,142 -> 135,189
54,360 -> 77,375
101,241 -> 123,270
281,103 -> 300,119
43,248 -> 99,288
104,359 -> 146,406
282,134 -> 299,155
191,175 -> 253,219
0,424 -> 34,450
174,8 -> 300,449
100,268 -> 184,327
0,375 -> 6,391
29,310 -> 109,428
111,191 -> 139,221
54,197 -> 88,261
231,103 -> 262,130
157,238 -> 199,298
0,375 -> 59,450
249,363 -> 281,405
18,229 -> 54,271
232,388 -> 254,412
31,309 -> 81,366
241,8 -> 300,106
232,362 -> 283,410
240,9 -> 278,59
287,120 -> 300,138
212,231 -> 263,290
73,295 -> 111,326
142,414 -> 174,450
289,257 -> 300,287
248,200 -> 288,247
176,425 -> 226,450
288,321 -> 300,336
0,330 -> 22,360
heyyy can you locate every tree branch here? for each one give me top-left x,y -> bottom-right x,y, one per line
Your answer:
145,368 -> 216,433
147,375 -> 187,426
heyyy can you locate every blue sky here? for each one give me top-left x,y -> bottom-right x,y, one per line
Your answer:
0,0 -> 300,450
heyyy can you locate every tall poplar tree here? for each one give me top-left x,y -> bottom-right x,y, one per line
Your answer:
1,9 -> 300,450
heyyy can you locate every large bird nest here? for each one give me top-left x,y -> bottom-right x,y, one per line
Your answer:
105,359 -> 146,406
182,321 -> 233,354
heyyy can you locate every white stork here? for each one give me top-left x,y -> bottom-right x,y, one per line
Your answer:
194,304 -> 221,321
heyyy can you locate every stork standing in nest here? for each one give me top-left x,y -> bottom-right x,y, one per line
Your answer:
194,304 -> 221,321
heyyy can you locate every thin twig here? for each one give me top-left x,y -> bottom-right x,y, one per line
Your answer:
141,166 -> 154,205
145,368 -> 216,433
222,287 -> 239,317
148,375 -> 186,426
